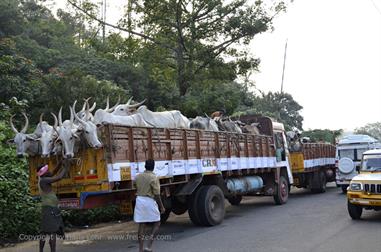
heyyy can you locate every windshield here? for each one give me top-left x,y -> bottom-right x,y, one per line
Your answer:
362,155 -> 381,171
338,148 -> 368,161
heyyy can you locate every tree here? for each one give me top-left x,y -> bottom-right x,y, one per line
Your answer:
235,91 -> 303,131
68,0 -> 288,96
302,129 -> 343,144
355,122 -> 381,140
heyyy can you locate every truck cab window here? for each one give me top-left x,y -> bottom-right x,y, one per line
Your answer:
274,132 -> 286,162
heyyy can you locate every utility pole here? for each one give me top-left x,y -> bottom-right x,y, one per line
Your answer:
102,0 -> 106,43
280,39 -> 288,93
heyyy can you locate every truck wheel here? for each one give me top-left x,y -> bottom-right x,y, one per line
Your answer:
188,187 -> 203,226
311,171 -> 326,193
341,185 -> 348,193
228,195 -> 242,206
273,175 -> 289,205
160,208 -> 171,224
171,200 -> 188,215
197,185 -> 225,226
347,201 -> 362,220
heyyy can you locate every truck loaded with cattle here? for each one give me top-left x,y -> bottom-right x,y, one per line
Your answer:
10,97 -> 336,226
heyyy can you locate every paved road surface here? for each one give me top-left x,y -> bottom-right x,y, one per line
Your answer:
4,183 -> 381,252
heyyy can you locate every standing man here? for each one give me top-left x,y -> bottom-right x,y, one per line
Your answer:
37,159 -> 69,252
134,159 -> 165,252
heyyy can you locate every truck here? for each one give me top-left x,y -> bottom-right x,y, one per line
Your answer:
28,115 -> 335,226
347,149 -> 381,219
289,143 -> 336,193
335,134 -> 380,193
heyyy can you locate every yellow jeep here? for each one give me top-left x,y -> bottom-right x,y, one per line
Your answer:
347,149 -> 381,219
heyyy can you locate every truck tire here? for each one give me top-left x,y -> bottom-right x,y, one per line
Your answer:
171,199 -> 188,215
341,185 -> 348,193
311,170 -> 326,193
197,185 -> 225,226
228,195 -> 242,206
188,188 -> 203,226
273,175 -> 289,205
160,208 -> 171,224
347,201 -> 362,220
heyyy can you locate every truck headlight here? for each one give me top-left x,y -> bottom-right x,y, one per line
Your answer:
350,183 -> 362,191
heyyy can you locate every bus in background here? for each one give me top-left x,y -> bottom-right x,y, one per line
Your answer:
335,134 -> 381,193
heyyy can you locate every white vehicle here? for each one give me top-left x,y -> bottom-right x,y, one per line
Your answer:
335,134 -> 381,192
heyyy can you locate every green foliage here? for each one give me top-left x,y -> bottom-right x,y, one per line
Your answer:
0,107 -> 41,242
354,122 -> 381,141
302,129 -> 343,144
62,205 -> 126,227
234,91 -> 303,131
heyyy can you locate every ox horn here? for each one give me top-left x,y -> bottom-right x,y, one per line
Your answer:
106,95 -> 120,112
58,107 -> 63,126
125,97 -> 133,106
105,96 -> 110,111
51,112 -> 59,134
39,113 -> 44,124
89,101 -> 96,112
69,106 -> 74,125
72,105 -> 85,125
21,112 -> 29,133
10,115 -> 19,133
127,99 -> 146,108
82,97 -> 92,111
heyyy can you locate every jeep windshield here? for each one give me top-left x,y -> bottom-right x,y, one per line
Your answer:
361,155 -> 381,172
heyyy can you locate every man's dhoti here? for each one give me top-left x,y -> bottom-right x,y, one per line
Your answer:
134,196 -> 160,223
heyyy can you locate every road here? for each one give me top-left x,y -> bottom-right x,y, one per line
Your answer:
4,183 -> 381,252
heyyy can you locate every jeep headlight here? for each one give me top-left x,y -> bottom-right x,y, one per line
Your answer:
350,182 -> 362,191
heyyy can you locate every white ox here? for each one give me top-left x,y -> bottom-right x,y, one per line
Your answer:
52,107 -> 80,158
74,97 -> 96,123
9,113 -> 41,157
93,98 -> 150,127
72,101 -> 102,148
136,105 -> 190,129
31,113 -> 55,158
112,97 -> 145,116
190,116 -> 219,131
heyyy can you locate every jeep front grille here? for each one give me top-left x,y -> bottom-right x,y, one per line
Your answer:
364,184 -> 381,194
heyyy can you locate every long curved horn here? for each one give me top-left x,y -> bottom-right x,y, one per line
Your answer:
89,102 -> 96,112
82,97 -> 91,111
51,112 -> 59,134
85,100 -> 91,121
21,112 -> 29,133
69,106 -> 74,124
10,115 -> 18,133
58,107 -> 63,126
72,100 -> 78,114
39,113 -> 44,124
127,99 -> 146,108
106,96 -> 120,112
72,105 -> 85,124
125,97 -> 133,106
105,96 -> 110,110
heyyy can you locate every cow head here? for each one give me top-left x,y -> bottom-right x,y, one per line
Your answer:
73,101 -> 102,149
9,113 -> 36,157
35,113 -> 56,158
93,96 -> 121,126
74,97 -> 96,124
112,97 -> 145,116
52,107 -> 79,159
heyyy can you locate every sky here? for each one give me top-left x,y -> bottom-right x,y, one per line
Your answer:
50,0 -> 381,131
251,0 -> 381,131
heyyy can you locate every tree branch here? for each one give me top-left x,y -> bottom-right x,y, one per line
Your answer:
66,0 -> 177,53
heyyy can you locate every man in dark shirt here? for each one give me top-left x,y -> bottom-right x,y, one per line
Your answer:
134,159 -> 165,252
